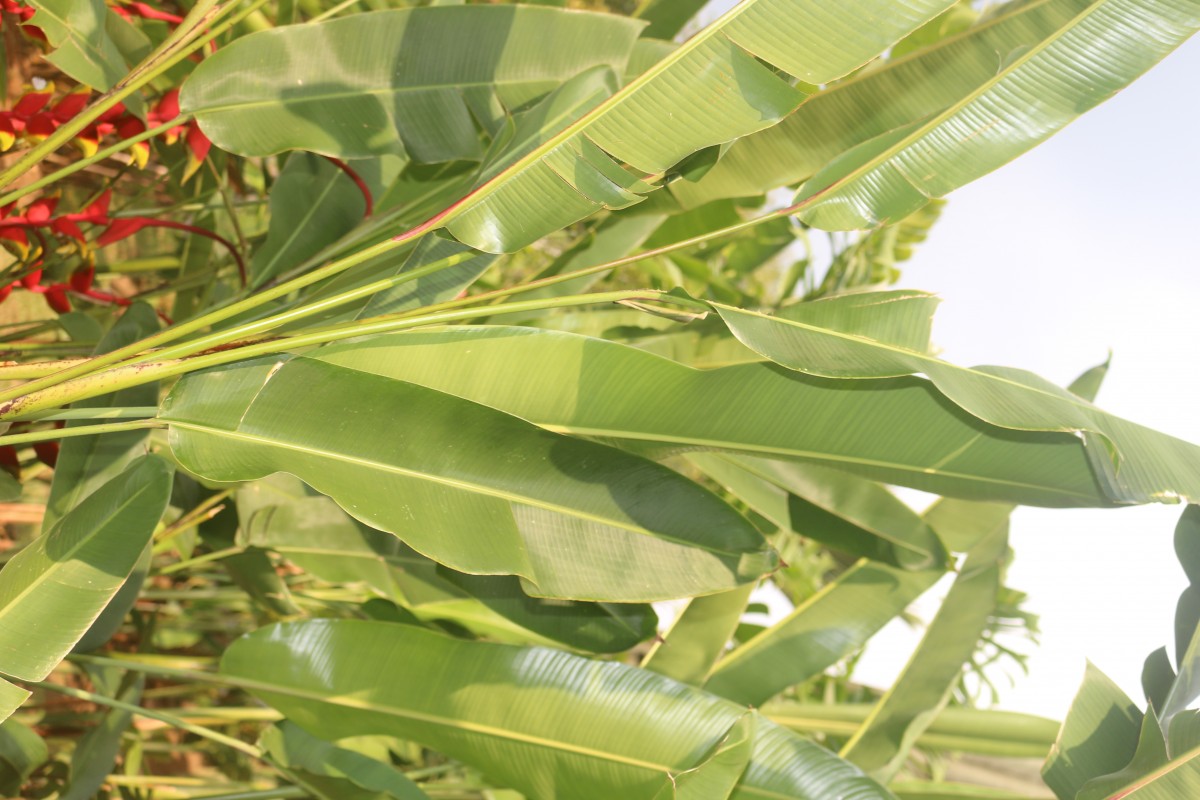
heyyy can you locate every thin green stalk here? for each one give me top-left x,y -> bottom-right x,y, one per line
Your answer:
155,489 -> 235,548
8,406 -> 158,422
0,359 -> 86,380
32,681 -> 262,758
192,789 -> 309,800
130,249 -> 481,365
309,0 -> 367,22
0,418 -> 162,447
159,546 -> 244,575
0,289 -> 695,417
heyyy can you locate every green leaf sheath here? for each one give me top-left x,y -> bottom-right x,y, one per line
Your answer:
222,619 -> 894,800
161,355 -> 775,602
0,456 -> 173,682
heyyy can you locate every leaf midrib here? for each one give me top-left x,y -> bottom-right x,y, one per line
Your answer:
166,420 -> 758,560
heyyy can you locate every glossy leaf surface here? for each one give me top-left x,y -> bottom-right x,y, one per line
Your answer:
222,619 -> 894,800
161,354 -> 774,601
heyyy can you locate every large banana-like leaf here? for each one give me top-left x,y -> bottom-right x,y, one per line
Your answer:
792,0 -> 1200,229
840,518 -> 1010,779
435,0 -> 955,252
672,0 -> 1099,208
308,327 -> 1115,507
690,453 -> 947,569
160,354 -> 775,602
714,301 -> 1200,505
0,456 -> 173,683
641,585 -> 756,686
703,559 -> 943,706
180,6 -> 644,161
28,0 -> 128,92
222,619 -> 895,800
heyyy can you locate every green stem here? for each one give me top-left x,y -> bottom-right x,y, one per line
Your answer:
8,406 -> 158,422
0,418 -> 162,447
159,546 -> 244,575
155,489 -> 235,549
32,680 -> 263,759
127,249 -> 480,366
0,359 -> 87,380
190,789 -> 309,800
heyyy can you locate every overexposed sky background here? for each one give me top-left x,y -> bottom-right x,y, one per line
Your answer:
862,33 -> 1200,718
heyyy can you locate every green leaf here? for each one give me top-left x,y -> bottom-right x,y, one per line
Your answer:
0,456 -> 173,682
28,0 -> 129,92
673,0 -> 1101,209
840,521 -> 1010,779
250,153 -> 368,287
181,6 -> 645,160
438,0 -> 955,251
703,559 -> 943,706
58,668 -> 144,800
634,0 -> 710,39
690,453 -> 947,569
222,619 -> 895,800
0,717 -> 47,796
161,354 -> 775,602
714,300 -> 1200,505
641,584 -> 756,685
890,781 -> 1050,799
793,0 -> 1200,229
0,682 -> 28,726
1042,663 -> 1143,800
44,302 -> 160,531
260,721 -> 430,799
309,327 -> 1115,507
1158,507 -> 1200,732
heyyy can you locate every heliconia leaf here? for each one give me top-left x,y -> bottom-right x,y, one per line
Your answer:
0,682 -> 28,726
792,0 -> 1200,229
672,0 -> 1102,209
641,584 -> 756,685
259,721 -> 430,800
308,327 -> 1116,507
634,0 -> 711,39
221,619 -> 895,800
436,0 -> 956,252
690,453 -> 948,569
0,717 -> 47,796
0,456 -> 173,683
58,668 -> 144,800
250,153 -> 368,287
1156,507 -> 1200,733
839,521 -> 1010,780
161,354 -> 775,602
714,301 -> 1200,505
180,6 -> 646,161
1042,663 -> 1143,800
702,559 -> 943,706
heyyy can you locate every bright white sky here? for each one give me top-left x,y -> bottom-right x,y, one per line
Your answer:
863,34 -> 1200,719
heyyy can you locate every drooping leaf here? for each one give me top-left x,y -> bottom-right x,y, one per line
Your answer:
260,721 -> 430,799
44,302 -> 160,530
0,682 -> 28,726
793,0 -> 1200,229
672,0 -> 1101,208
1157,507 -> 1200,733
58,668 -> 144,800
634,0 -> 711,39
641,584 -> 755,685
181,6 -> 645,161
1042,663 -> 1143,800
435,0 -> 956,252
308,327 -> 1115,507
714,301 -> 1200,505
840,522 -> 1010,779
161,354 -> 775,602
0,456 -> 173,682
222,619 -> 895,800
0,717 -> 47,796
690,453 -> 947,569
703,559 -> 943,706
